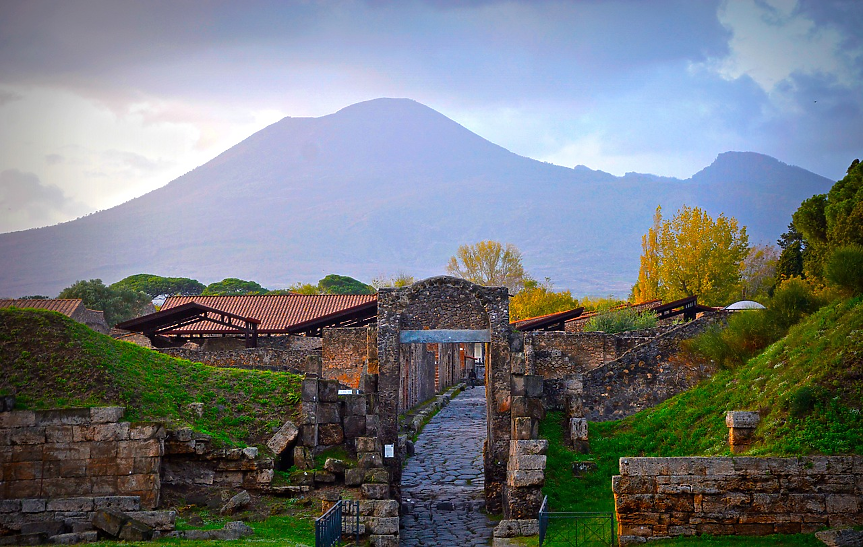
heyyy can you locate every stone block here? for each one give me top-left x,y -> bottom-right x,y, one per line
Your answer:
10,427 -> 46,445
344,395 -> 367,416
523,375 -> 543,397
314,470 -> 336,483
44,426 -> 73,443
815,529 -> 863,547
510,454 -> 546,470
358,452 -> 383,469
318,423 -> 344,446
343,415 -> 366,438
128,423 -> 165,441
365,468 -> 390,484
94,496 -> 140,512
361,483 -> 389,499
366,516 -> 399,535
299,424 -> 316,447
493,519 -> 539,537
510,439 -> 548,456
512,417 -> 538,440
293,445 -> 314,470
49,531 -> 99,544
35,409 -> 91,426
826,494 -> 859,513
316,403 -> 341,424
1,479 -> 40,498
345,468 -> 365,486
0,533 -> 49,546
21,499 -> 46,513
220,490 -> 251,515
301,378 -> 318,401
369,534 -> 398,547
89,407 -> 125,424
511,375 -> 527,396
47,498 -> 94,512
324,458 -> 347,474
43,442 -> 89,461
511,396 -> 545,420
319,381 -> 339,403
12,444 -> 43,463
242,447 -> 258,459
0,499 -> 22,513
373,500 -> 399,517
570,418 -> 589,441
266,420 -> 299,455
118,518 -> 154,542
93,509 -> 126,537
21,521 -> 65,536
0,410 -> 36,429
6,461 -> 42,481
507,470 -> 544,487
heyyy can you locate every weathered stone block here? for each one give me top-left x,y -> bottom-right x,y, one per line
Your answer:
726,410 -> 761,429
44,426 -> 73,443
511,396 -> 545,420
47,498 -> 94,513
266,420 -> 299,455
510,454 -> 546,470
220,490 -> 251,515
361,483 -> 389,499
128,423 -> 165,441
366,517 -> 399,535
570,417 -> 589,442
507,470 -> 544,487
94,496 -> 141,512
318,423 -> 344,446
316,403 -> 341,424
36,409 -> 91,426
369,534 -> 398,547
10,427 -> 46,445
323,458 -> 347,474
344,395 -> 367,416
358,452 -> 383,468
89,407 -> 125,424
314,470 -> 336,483
510,439 -> 548,456
21,521 -> 65,537
118,518 -> 154,542
0,410 -> 36,429
826,493 -> 859,514
493,519 -> 539,537
293,445 -> 314,470
343,415 -> 366,438
0,499 -> 22,513
365,468 -> 389,484
373,500 -> 399,517
93,509 -> 126,537
299,424 -> 316,447
21,499 -> 46,513
345,468 -> 365,486
301,378 -> 318,402
319,381 -> 339,403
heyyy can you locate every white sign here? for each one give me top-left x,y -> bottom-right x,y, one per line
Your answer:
384,444 -> 394,458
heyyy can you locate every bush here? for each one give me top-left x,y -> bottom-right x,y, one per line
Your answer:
584,307 -> 657,334
769,277 -> 824,330
825,245 -> 863,296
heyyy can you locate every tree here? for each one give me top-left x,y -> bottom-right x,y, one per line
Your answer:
776,223 -> 805,280
111,274 -> 205,300
371,272 -> 416,290
631,205 -> 750,306
740,244 -> 779,300
446,240 -> 527,293
58,279 -> 152,326
510,278 -> 579,321
202,278 -> 268,296
317,274 -> 375,295
285,283 -> 322,295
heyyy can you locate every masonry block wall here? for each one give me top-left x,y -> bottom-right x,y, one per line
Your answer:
581,313 -> 726,421
322,326 -> 377,389
159,347 -> 319,374
0,407 -> 165,509
613,456 -> 863,544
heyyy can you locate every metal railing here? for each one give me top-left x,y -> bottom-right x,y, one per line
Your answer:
315,499 -> 360,547
539,496 -> 615,547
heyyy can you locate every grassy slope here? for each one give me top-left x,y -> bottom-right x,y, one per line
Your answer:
0,309 -> 302,447
541,296 -> 863,545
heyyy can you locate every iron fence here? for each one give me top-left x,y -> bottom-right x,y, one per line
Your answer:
315,499 -> 360,547
539,496 -> 615,547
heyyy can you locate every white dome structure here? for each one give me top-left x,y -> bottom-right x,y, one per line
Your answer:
724,300 -> 767,311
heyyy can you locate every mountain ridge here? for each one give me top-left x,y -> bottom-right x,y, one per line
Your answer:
0,98 -> 833,299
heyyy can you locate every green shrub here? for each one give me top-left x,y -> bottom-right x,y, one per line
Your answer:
825,245 -> 863,296
769,277 -> 824,330
584,307 -> 657,333
685,310 -> 777,368
788,386 -> 818,418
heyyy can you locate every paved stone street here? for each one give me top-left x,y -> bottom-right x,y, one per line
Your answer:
400,386 -> 494,546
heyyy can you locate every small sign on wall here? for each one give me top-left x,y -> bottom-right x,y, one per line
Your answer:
384,444 -> 394,458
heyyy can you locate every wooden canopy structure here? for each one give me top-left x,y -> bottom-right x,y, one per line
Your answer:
115,302 -> 260,348
511,307 -> 585,332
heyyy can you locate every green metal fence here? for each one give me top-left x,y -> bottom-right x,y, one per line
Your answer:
538,496 -> 615,547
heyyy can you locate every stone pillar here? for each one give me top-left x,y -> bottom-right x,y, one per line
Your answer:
503,374 -> 546,521
570,418 -> 589,454
300,375 -> 319,449
726,411 -> 760,453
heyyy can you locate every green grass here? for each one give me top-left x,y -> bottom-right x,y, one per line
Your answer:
540,296 -> 863,545
0,309 -> 303,447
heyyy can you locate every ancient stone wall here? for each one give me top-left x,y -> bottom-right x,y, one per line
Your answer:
0,407 -> 164,509
613,456 -> 863,545
581,313 -> 726,421
158,347 -> 318,374
322,326 -> 376,389
160,429 -> 273,491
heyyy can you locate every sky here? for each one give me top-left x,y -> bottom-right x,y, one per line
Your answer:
0,0 -> 861,234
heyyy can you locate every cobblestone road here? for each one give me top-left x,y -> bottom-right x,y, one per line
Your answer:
400,386 -> 494,546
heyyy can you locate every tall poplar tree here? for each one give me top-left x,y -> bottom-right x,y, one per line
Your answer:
631,205 -> 750,306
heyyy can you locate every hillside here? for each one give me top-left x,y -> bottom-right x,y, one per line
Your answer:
0,98 -> 833,299
542,295 -> 863,514
0,308 -> 302,447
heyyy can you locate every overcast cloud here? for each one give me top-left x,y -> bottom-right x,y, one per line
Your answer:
0,0 -> 860,232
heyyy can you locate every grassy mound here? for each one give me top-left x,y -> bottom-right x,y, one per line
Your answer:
542,296 -> 863,521
0,309 -> 302,447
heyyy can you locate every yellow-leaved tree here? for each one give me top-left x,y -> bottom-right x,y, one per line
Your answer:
447,240 -> 527,293
509,278 -> 579,321
631,205 -> 750,306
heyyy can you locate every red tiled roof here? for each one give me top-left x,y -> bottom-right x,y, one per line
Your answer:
161,294 -> 377,334
0,299 -> 84,317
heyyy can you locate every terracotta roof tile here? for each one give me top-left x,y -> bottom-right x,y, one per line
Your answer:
0,298 -> 84,317
162,294 -> 377,334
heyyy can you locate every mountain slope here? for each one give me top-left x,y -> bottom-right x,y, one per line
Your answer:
0,98 -> 833,299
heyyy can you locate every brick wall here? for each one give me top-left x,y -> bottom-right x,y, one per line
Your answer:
0,407 -> 164,509
613,456 -> 863,544
158,347 -> 318,374
322,327 -> 376,389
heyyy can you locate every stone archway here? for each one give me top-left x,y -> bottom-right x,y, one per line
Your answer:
376,276 -> 515,513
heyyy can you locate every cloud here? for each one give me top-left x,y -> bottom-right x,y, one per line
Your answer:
44,153 -> 63,165
0,89 -> 23,107
0,169 -> 90,232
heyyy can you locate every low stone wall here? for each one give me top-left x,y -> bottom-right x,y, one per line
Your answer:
161,429 -> 274,490
158,347 -> 318,373
0,495 -> 142,537
0,407 -> 164,509
613,456 -> 863,544
581,313 -> 726,421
